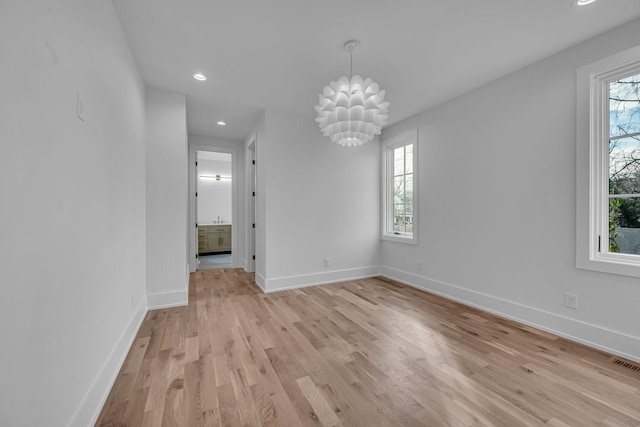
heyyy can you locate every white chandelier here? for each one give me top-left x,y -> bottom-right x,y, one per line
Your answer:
315,40 -> 390,147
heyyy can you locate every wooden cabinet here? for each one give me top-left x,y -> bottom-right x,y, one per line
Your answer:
198,225 -> 232,253
198,227 -> 208,253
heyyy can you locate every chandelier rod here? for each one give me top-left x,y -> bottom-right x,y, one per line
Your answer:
344,40 -> 359,79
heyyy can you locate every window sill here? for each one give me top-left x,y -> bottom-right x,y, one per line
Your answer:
577,255 -> 640,279
381,234 -> 417,245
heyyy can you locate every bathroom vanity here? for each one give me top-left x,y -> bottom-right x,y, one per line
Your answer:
198,224 -> 231,254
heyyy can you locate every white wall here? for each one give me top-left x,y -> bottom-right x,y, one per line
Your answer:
188,134 -> 245,270
381,18 -> 640,361
197,158 -> 232,224
0,1 -> 147,426
145,87 -> 188,308
260,110 -> 381,291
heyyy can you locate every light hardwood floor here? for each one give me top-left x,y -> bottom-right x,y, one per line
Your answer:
96,269 -> 640,426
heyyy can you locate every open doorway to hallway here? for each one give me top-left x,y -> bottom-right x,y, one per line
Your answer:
196,150 -> 232,270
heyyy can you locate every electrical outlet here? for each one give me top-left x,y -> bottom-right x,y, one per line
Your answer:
324,257 -> 331,267
564,292 -> 578,309
417,261 -> 422,271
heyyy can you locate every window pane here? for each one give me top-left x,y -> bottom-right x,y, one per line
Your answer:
393,205 -> 405,232
405,212 -> 413,233
394,176 -> 405,204
609,74 -> 640,255
609,197 -> 640,255
383,131 -> 417,241
609,73 -> 640,138
394,146 -> 405,175
405,144 -> 413,174
610,136 -> 640,194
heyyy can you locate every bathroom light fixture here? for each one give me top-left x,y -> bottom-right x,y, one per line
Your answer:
216,121 -> 226,126
315,40 -> 390,147
574,0 -> 596,5
199,174 -> 231,181
193,73 -> 207,81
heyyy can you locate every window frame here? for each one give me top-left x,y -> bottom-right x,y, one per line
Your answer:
577,44 -> 640,277
381,129 -> 418,244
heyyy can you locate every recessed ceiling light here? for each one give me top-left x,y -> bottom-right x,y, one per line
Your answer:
193,73 -> 207,81
217,121 -> 226,126
575,0 -> 597,5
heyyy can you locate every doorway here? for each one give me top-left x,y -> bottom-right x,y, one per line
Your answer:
196,150 -> 232,270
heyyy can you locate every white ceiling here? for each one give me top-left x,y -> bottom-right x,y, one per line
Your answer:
113,0 -> 640,142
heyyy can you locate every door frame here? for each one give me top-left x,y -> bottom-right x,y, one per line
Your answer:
247,138 -> 256,273
188,144 -> 238,272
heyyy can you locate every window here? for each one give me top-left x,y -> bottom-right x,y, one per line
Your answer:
577,45 -> 640,277
382,130 -> 417,243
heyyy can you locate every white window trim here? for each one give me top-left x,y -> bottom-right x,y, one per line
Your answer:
381,129 -> 418,244
576,44 -> 640,278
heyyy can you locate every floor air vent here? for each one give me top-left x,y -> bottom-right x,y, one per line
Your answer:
610,357 -> 640,372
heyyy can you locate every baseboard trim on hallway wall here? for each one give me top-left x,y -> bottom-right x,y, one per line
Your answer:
381,266 -> 640,364
255,272 -> 266,291
147,288 -> 188,309
69,296 -> 148,427
264,266 -> 382,293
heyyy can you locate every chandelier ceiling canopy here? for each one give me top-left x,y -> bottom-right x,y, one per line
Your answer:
315,40 -> 390,147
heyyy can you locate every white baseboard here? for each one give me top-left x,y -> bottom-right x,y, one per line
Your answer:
69,296 -> 148,427
255,272 -> 266,291
381,266 -> 640,364
147,288 -> 188,309
264,266 -> 382,293
242,258 -> 256,274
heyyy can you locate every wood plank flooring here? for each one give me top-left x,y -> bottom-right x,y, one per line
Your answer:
96,269 -> 640,426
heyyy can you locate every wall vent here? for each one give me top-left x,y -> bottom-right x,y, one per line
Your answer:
609,357 -> 640,372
